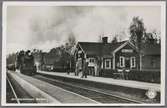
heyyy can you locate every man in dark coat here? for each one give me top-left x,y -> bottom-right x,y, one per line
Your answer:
66,61 -> 70,75
81,59 -> 88,78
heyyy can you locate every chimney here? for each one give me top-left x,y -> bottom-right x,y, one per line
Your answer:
102,37 -> 108,44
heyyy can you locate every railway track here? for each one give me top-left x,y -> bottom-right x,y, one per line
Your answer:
33,74 -> 142,103
6,76 -> 20,103
7,72 -> 37,103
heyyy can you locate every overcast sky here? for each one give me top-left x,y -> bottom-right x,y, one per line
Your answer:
6,6 -> 161,54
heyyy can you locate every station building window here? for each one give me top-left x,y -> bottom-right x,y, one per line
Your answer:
130,57 -> 136,68
120,56 -> 125,67
105,59 -> 111,69
89,58 -> 95,63
78,50 -> 84,58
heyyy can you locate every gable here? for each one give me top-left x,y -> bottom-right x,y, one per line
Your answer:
74,43 -> 85,55
113,41 -> 138,54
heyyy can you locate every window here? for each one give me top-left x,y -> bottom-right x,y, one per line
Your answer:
89,58 -> 95,63
78,50 -> 83,58
120,56 -> 125,67
105,59 -> 111,69
130,57 -> 136,68
78,53 -> 80,58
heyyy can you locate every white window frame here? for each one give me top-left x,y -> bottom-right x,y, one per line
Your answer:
89,58 -> 95,63
130,57 -> 136,68
101,61 -> 103,68
78,50 -> 82,58
78,50 -> 82,54
105,59 -> 111,69
120,56 -> 125,67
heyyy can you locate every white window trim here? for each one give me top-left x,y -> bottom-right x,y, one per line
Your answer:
78,50 -> 82,54
120,56 -> 125,67
105,59 -> 111,69
89,58 -> 95,63
130,57 -> 136,68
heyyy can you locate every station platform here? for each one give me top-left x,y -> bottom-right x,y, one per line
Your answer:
8,71 -> 99,104
38,71 -> 160,92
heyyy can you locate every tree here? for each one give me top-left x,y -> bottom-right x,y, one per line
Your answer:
129,16 -> 145,71
152,30 -> 161,44
65,32 -> 76,53
129,16 -> 145,50
64,32 -> 77,70
6,53 -> 17,65
143,33 -> 157,45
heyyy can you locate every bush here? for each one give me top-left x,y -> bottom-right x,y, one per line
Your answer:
128,70 -> 160,83
100,69 -> 116,78
100,69 -> 160,83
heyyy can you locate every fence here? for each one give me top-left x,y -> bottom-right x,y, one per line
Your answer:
100,69 -> 160,83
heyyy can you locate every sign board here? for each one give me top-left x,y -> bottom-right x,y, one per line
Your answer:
121,49 -> 133,53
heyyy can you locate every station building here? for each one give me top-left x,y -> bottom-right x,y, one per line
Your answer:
140,44 -> 160,71
74,37 -> 160,76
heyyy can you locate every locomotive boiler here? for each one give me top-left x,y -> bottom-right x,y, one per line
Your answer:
16,50 -> 36,75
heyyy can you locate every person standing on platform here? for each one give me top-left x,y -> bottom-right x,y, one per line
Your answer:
81,59 -> 88,78
66,61 -> 70,75
75,61 -> 79,76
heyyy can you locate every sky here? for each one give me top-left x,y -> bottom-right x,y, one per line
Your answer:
6,5 -> 161,54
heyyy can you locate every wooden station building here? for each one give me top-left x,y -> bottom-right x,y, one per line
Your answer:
74,37 -> 160,76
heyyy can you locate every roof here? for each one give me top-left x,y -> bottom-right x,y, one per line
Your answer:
77,40 -> 160,56
141,44 -> 160,55
102,41 -> 127,55
78,42 -> 102,56
77,41 -> 127,56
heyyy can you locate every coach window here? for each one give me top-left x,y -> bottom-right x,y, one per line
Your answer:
120,56 -> 125,67
130,57 -> 136,68
105,59 -> 111,69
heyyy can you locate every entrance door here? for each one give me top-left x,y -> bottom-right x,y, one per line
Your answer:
88,67 -> 95,76
125,57 -> 130,69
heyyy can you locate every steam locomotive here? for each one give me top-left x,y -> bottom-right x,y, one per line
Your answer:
16,50 -> 37,75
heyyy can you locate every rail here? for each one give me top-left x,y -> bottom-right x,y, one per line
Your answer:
7,76 -> 20,103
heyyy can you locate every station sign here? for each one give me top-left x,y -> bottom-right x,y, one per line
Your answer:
121,49 -> 133,53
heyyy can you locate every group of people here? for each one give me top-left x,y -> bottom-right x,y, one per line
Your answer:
74,58 -> 89,78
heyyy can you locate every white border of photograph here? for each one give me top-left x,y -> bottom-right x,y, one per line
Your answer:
1,1 -> 166,106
